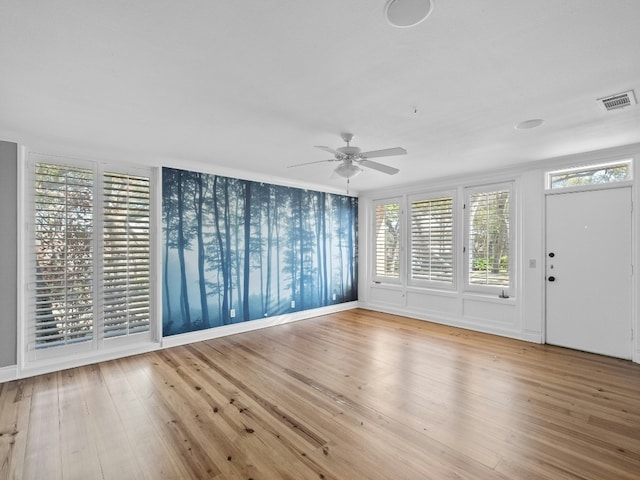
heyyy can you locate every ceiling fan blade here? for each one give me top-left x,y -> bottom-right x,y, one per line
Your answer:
359,147 -> 407,159
314,145 -> 343,156
287,159 -> 336,168
360,159 -> 400,175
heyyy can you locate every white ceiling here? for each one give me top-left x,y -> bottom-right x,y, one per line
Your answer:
1,0 -> 639,194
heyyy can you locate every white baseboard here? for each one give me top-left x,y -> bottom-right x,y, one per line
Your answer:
521,330 -> 544,343
0,365 -> 18,384
360,301 -> 538,343
163,301 -> 359,349
18,342 -> 161,380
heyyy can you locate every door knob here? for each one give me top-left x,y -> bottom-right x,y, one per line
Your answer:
548,276 -> 556,282
549,252 -> 555,258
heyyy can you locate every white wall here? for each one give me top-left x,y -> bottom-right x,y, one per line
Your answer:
358,144 -> 640,363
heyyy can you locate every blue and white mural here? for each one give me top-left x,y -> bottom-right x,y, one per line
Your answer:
162,167 -> 358,336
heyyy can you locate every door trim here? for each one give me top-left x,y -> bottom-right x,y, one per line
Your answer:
544,185 -> 634,359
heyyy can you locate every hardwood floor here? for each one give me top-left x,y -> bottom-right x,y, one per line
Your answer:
2,308 -> 640,479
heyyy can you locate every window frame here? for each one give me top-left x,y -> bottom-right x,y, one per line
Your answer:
407,190 -> 457,290
25,152 -> 157,363
545,158 -> 633,191
464,182 -> 515,296
372,197 -> 403,284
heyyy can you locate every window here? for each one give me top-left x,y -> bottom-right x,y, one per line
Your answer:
374,200 -> 401,280
102,172 -> 151,338
34,163 -> 95,349
465,184 -> 513,292
409,194 -> 454,286
29,156 -> 153,360
547,159 -> 632,189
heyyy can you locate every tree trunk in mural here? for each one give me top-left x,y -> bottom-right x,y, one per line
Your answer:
177,170 -> 191,329
336,196 -> 345,298
243,181 -> 251,321
314,194 -> 322,302
213,176 -> 229,325
265,189 -> 273,316
275,188 -> 282,310
320,192 -> 328,304
285,188 -> 298,308
297,189 -> 305,310
162,170 -> 174,330
256,186 -> 265,315
224,178 -> 233,321
327,195 -> 334,301
348,196 -> 357,299
164,226 -> 172,325
194,172 -> 210,328
233,184 -> 242,317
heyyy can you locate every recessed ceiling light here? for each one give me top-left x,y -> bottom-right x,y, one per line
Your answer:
515,119 -> 544,130
385,0 -> 434,28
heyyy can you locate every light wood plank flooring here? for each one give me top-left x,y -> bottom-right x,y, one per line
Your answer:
2,309 -> 640,479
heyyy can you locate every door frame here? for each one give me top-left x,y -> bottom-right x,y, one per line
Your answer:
543,180 -> 637,362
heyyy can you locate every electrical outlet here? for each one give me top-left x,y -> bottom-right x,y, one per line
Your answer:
290,300 -> 295,308
230,308 -> 236,318
332,293 -> 337,301
529,259 -> 536,268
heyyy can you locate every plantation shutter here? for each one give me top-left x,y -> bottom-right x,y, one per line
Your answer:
34,163 -> 95,348
102,172 -> 151,338
374,201 -> 401,279
410,196 -> 454,284
467,185 -> 511,289
30,156 -> 154,361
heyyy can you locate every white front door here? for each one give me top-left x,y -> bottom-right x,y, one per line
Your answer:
546,187 -> 632,359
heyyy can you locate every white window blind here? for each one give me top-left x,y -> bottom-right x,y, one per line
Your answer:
374,201 -> 401,279
410,195 -> 454,284
31,159 -> 152,357
34,164 -> 95,348
467,185 -> 511,289
103,172 -> 151,338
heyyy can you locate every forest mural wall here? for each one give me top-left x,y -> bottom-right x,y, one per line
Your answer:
162,167 -> 358,336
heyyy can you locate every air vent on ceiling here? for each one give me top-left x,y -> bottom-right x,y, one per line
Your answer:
597,90 -> 637,111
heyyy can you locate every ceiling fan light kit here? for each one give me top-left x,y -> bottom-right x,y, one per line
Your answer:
385,0 -> 434,28
335,161 -> 363,179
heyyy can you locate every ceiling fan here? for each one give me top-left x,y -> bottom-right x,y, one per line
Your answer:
288,133 -> 407,178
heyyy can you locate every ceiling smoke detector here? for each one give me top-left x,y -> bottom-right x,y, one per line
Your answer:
597,90 -> 637,111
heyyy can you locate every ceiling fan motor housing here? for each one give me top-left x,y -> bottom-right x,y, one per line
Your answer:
337,146 -> 361,157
